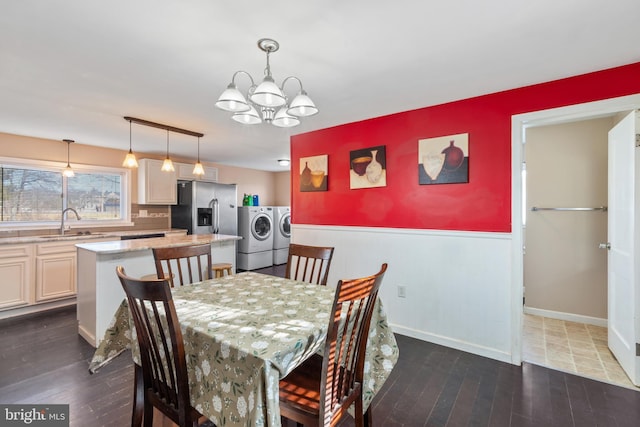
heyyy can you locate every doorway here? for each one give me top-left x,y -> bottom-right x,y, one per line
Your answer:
510,94 -> 640,388
521,116 -> 635,387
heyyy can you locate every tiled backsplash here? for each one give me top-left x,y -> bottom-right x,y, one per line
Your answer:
0,204 -> 172,238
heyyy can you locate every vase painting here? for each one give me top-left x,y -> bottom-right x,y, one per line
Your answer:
350,145 -> 387,189
418,133 -> 469,185
299,154 -> 328,192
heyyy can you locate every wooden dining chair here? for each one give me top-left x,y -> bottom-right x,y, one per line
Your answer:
279,263 -> 388,427
285,243 -> 335,286
116,266 -> 206,427
152,243 -> 212,287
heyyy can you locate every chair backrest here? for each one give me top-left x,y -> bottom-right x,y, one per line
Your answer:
285,243 -> 335,286
320,263 -> 387,427
152,243 -> 212,287
115,266 -> 194,426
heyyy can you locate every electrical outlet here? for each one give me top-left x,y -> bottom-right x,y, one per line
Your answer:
397,285 -> 406,298
139,209 -> 148,218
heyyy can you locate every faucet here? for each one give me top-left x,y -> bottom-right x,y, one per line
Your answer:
60,207 -> 81,235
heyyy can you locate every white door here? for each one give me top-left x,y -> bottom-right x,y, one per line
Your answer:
607,110 -> 640,385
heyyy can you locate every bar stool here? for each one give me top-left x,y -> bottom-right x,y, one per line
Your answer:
211,263 -> 233,278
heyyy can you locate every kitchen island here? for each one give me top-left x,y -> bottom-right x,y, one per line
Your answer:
76,233 -> 241,347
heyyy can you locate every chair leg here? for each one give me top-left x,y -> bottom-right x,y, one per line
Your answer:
132,364 -> 144,427
364,406 -> 372,427
143,402 -> 153,427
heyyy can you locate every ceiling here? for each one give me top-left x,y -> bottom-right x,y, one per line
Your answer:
1,1 -> 639,172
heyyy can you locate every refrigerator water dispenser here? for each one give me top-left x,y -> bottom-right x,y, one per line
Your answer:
197,208 -> 212,226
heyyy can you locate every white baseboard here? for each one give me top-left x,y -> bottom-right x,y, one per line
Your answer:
0,298 -> 75,321
524,306 -> 607,327
78,324 -> 97,348
390,323 -> 513,364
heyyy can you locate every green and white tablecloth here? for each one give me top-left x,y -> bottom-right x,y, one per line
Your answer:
89,272 -> 398,427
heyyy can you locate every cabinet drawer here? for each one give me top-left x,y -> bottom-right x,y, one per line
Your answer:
37,241 -> 77,255
0,244 -> 31,258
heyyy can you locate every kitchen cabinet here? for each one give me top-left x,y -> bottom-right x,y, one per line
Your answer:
35,241 -> 77,301
176,162 -> 218,183
138,158 -> 177,205
0,236 -> 112,318
0,245 -> 32,309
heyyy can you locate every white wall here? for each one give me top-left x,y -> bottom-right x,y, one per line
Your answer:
292,224 -> 514,363
524,118 -> 611,321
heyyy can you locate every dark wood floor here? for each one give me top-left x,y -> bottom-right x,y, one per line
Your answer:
2,267 -> 640,426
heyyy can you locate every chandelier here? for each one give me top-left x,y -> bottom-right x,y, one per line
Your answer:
215,38 -> 318,128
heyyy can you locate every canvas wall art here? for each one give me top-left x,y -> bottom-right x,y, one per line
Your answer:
300,154 -> 328,192
349,145 -> 387,189
418,133 -> 469,184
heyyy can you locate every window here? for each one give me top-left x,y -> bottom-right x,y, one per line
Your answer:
0,157 -> 131,228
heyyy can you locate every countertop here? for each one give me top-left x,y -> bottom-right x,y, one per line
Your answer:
76,233 -> 241,254
0,229 -> 187,245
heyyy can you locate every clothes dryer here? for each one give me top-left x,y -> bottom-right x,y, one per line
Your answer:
237,206 -> 274,270
272,206 -> 291,265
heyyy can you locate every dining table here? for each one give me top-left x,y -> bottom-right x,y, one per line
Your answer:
89,271 -> 399,427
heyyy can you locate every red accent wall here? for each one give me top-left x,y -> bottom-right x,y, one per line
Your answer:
291,62 -> 640,232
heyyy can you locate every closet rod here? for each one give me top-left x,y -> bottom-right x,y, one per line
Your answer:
531,206 -> 608,212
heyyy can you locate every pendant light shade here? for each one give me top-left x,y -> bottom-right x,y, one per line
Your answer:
216,38 -> 318,128
62,139 -> 75,177
193,137 -> 205,176
161,157 -> 174,172
161,130 -> 174,172
122,119 -> 139,168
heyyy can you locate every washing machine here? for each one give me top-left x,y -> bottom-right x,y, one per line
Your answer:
237,206 -> 274,270
272,206 -> 291,265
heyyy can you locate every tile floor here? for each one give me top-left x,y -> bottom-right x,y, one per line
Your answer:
523,314 -> 640,390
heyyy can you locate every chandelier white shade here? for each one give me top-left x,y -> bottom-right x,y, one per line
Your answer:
216,39 -> 318,128
216,81 -> 250,112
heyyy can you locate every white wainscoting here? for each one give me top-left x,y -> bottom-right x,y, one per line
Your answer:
292,224 -> 514,363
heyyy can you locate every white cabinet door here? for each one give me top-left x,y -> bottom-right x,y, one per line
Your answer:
138,158 -> 177,205
0,245 -> 32,309
36,253 -> 76,301
36,241 -> 77,301
176,162 -> 218,182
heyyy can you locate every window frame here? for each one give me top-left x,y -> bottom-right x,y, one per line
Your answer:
0,156 -> 132,231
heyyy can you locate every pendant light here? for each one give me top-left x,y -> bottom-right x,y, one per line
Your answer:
161,130 -> 175,172
122,118 -> 139,168
193,137 -> 205,176
62,139 -> 75,177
